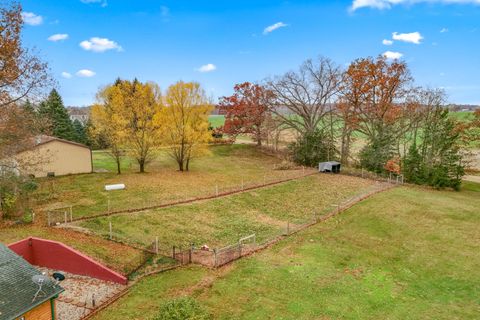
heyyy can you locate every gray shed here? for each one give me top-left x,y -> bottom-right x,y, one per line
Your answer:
318,161 -> 341,173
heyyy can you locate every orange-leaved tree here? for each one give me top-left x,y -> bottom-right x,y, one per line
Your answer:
217,82 -> 274,146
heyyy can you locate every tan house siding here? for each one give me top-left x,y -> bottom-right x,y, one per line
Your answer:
16,300 -> 53,320
17,140 -> 92,177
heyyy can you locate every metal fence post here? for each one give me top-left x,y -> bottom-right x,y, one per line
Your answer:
213,248 -> 217,268
70,206 -> 73,222
64,211 -> 67,224
189,243 -> 193,263
109,221 -> 112,240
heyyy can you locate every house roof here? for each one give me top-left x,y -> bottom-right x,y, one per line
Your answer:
0,244 -> 64,320
32,135 -> 90,150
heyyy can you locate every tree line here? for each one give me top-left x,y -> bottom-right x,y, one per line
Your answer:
218,56 -> 480,190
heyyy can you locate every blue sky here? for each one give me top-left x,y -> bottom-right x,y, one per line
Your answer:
20,0 -> 480,106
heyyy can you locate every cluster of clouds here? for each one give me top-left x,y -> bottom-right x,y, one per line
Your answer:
23,1 -> 220,77
350,0 -> 480,12
381,31 -> 425,60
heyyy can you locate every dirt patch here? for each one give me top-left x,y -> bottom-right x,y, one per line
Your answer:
464,175 -> 480,183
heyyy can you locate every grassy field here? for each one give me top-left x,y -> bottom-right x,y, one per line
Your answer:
208,115 -> 225,128
76,174 -> 376,249
33,145 -> 308,220
92,181 -> 480,320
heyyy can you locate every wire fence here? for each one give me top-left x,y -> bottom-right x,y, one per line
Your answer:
44,167 -> 316,226
82,179 -> 395,271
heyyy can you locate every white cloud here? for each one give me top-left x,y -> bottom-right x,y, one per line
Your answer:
76,69 -> 96,77
383,51 -> 403,60
81,0 -> 107,7
21,12 -> 43,26
263,22 -> 288,35
350,0 -> 480,12
382,39 -> 393,45
196,64 -> 217,73
48,34 -> 69,42
440,27 -> 449,33
80,37 -> 123,52
61,72 -> 72,79
392,31 -> 423,44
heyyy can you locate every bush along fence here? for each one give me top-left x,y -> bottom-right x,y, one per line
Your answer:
45,167 -> 317,226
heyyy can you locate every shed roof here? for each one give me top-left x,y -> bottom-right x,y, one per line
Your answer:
32,135 -> 90,150
0,244 -> 63,320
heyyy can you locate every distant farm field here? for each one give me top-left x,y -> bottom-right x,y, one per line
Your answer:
33,145 -> 310,220
208,115 -> 225,128
92,181 -> 480,320
76,174 -> 377,249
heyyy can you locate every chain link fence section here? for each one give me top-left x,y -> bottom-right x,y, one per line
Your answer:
47,206 -> 73,226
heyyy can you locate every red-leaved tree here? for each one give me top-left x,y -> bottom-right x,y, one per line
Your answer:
217,82 -> 274,145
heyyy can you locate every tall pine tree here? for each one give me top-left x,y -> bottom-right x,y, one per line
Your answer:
38,89 -> 76,141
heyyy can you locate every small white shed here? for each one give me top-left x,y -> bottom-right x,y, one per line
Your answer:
318,161 -> 341,173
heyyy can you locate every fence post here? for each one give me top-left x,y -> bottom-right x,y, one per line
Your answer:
189,243 -> 193,263
109,221 -> 112,240
64,211 -> 67,224
213,248 -> 217,268
215,184 -> 218,197
32,212 -> 35,224
70,206 -> 73,222
155,237 -> 159,254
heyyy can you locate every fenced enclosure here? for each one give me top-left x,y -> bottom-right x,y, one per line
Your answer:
44,167 -> 316,226
92,179 -> 394,269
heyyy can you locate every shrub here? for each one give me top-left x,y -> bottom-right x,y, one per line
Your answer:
153,297 -> 211,320
289,130 -> 337,167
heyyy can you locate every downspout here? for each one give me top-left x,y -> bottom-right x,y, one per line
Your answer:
50,298 -> 56,320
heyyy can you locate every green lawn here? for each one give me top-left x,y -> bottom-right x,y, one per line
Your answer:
33,145 -> 308,220
208,115 -> 225,128
93,181 -> 480,320
77,174 -> 376,249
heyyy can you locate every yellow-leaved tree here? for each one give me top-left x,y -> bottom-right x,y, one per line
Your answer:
90,83 -> 128,174
90,79 -> 163,173
161,81 -> 212,171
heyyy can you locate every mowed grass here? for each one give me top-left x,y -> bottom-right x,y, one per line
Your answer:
0,225 -> 146,274
93,182 -> 480,320
77,174 -> 376,249
33,145 -> 306,219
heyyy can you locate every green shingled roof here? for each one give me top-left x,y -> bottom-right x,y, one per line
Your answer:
0,244 -> 64,320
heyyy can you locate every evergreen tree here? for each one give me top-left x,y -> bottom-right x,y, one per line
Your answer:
403,108 -> 464,190
23,99 -> 35,115
37,89 -> 76,141
72,119 -> 88,144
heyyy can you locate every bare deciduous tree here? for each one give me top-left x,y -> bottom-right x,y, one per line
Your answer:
266,56 -> 342,135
